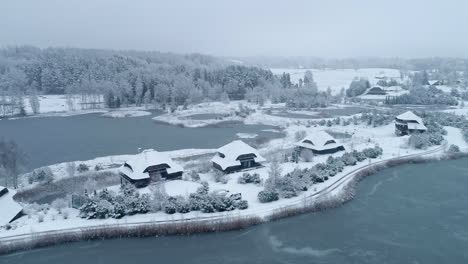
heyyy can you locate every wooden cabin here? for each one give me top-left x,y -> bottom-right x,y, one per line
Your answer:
294,131 -> 345,155
119,149 -> 184,187
394,111 -> 427,136
0,186 -> 23,226
366,86 -> 387,95
212,140 -> 265,173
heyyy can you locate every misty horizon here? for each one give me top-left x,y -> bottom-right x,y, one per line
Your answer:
2,0 -> 468,58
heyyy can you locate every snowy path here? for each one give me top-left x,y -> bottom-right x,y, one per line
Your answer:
0,142 -> 448,246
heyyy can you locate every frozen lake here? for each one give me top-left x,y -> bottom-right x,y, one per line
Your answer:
0,111 -> 282,169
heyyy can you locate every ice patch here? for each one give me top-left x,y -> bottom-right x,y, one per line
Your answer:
269,235 -> 341,257
102,110 -> 151,118
236,133 -> 258,139
367,181 -> 383,196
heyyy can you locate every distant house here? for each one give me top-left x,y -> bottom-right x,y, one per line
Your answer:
395,111 -> 427,136
119,149 -> 184,187
294,131 -> 345,155
366,86 -> 387,95
428,80 -> 441,86
212,140 -> 265,173
0,186 -> 23,226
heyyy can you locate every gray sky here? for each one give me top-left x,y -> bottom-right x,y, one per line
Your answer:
1,0 -> 467,57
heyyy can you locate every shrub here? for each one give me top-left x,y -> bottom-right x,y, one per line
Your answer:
352,150 -> 367,162
362,146 -> 383,159
300,149 -> 314,162
188,170 -> 200,181
213,170 -> 228,184
448,144 -> 460,153
341,152 -> 357,166
235,200 -> 249,210
238,173 -> 261,184
258,190 -> 279,203
294,130 -> 307,141
77,164 -> 90,173
94,164 -> 103,171
409,134 -> 431,149
51,198 -> 68,214
164,201 -> 177,214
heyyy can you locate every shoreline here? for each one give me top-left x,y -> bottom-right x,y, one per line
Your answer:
0,145 -> 459,256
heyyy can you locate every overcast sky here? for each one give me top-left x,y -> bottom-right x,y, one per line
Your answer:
1,0 -> 467,58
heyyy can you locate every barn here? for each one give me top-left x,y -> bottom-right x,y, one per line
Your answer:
395,111 -> 427,136
295,131 -> 345,155
212,140 -> 265,173
119,149 -> 184,187
0,186 -> 23,226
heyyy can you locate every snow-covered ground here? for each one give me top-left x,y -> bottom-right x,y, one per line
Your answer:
1,94 -> 158,119
270,68 -> 402,95
3,113 -> 467,239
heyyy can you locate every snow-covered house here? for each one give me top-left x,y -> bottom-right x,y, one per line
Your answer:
366,86 -> 387,95
294,131 -> 345,155
0,186 -> 23,226
119,149 -> 184,187
212,140 -> 265,173
395,111 -> 427,136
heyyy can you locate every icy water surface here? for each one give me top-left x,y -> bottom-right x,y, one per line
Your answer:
0,111 -> 281,169
2,158 -> 468,263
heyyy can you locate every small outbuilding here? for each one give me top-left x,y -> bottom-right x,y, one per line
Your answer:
0,186 -> 23,226
212,140 -> 265,173
366,86 -> 387,95
119,149 -> 184,187
395,111 -> 427,136
295,131 -> 345,155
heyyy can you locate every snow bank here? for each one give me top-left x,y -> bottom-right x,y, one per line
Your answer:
101,110 -> 151,118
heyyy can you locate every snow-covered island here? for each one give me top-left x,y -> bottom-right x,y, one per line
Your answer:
1,99 -> 468,249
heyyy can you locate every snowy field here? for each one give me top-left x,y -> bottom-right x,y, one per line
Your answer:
1,94 -> 157,119
270,68 -> 402,95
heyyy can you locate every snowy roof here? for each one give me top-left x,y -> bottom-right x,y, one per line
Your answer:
294,131 -> 344,151
396,111 -> 423,124
0,186 -> 23,226
211,140 -> 265,170
428,80 -> 440,86
407,122 -> 427,131
119,149 -> 184,180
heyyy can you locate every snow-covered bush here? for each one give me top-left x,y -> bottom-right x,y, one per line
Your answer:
77,163 -> 90,173
187,170 -> 201,182
409,134 -> 431,149
79,184 -> 149,219
235,199 -> 249,210
213,170 -> 228,184
341,152 -> 357,166
51,198 -> 68,214
352,150 -> 367,162
362,146 -> 383,159
258,190 -> 279,203
448,144 -> 461,153
238,173 -> 261,184
300,149 -> 314,162
149,184 -> 168,211
94,164 -> 103,171
28,167 -> 54,185
294,130 -> 307,141
163,200 -> 177,214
